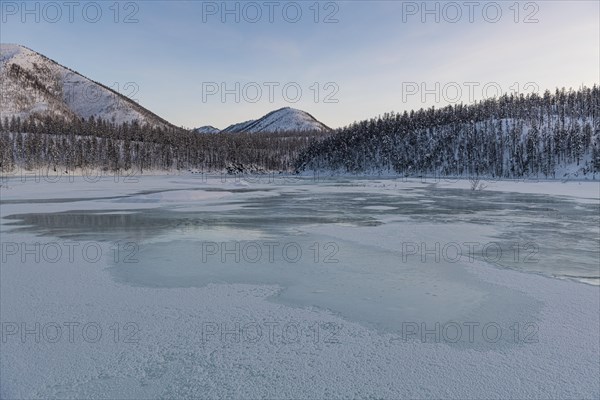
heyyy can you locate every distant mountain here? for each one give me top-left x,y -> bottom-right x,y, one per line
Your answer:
0,43 -> 175,128
221,107 -> 331,133
193,125 -> 220,134
221,119 -> 256,133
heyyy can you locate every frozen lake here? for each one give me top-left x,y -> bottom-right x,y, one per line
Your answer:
1,174 -> 599,398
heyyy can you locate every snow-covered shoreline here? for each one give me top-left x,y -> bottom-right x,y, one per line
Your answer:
2,170 -> 598,201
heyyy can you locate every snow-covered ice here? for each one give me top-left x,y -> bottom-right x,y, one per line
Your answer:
0,175 -> 598,398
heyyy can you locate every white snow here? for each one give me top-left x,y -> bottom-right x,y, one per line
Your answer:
0,43 -> 167,127
221,107 -> 331,133
1,175 -> 598,398
192,125 -> 221,134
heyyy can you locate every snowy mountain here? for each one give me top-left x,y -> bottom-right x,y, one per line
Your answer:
221,107 -> 331,133
0,44 -> 174,128
193,125 -> 221,134
220,119 -> 256,133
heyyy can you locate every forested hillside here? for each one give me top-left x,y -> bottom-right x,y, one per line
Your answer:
1,87 -> 598,179
296,87 -> 600,179
0,115 -> 325,174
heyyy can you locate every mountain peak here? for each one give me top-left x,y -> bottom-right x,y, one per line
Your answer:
0,43 -> 175,129
220,107 -> 331,134
193,125 -> 221,134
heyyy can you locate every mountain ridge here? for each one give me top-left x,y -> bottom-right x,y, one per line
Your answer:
2,44 -> 333,135
193,125 -> 221,134
0,43 -> 177,129
219,107 -> 331,134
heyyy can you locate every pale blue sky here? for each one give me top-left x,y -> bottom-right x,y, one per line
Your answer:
1,1 -> 598,129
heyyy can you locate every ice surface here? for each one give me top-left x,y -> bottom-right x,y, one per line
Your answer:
1,175 -> 598,398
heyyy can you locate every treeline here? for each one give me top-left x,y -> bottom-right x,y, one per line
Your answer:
296,86 -> 600,178
2,86 -> 599,178
0,114 -> 327,173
